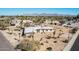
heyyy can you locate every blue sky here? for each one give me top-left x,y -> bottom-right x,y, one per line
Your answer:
0,8 -> 79,15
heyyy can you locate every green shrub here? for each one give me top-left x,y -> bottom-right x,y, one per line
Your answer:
15,40 -> 40,51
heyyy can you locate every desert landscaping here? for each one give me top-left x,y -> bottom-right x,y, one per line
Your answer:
0,15 -> 78,51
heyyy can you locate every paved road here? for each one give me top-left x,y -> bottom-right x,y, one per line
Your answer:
71,35 -> 79,51
0,32 -> 15,51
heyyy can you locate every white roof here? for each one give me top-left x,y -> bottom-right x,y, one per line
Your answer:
24,27 -> 35,33
24,26 -> 53,34
23,20 -> 33,23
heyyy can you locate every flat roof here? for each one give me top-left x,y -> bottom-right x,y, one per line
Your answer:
24,26 -> 53,33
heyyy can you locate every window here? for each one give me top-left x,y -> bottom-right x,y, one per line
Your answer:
37,29 -> 40,33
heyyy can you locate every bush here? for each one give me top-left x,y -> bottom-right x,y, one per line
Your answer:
46,47 -> 52,51
46,36 -> 51,39
40,43 -> 44,45
53,41 -> 57,43
62,40 -> 69,43
14,28 -> 20,31
0,27 -> 6,30
40,38 -> 42,41
45,40 -> 48,43
15,40 -> 40,51
69,28 -> 77,34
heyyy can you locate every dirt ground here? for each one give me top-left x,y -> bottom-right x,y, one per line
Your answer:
1,25 -> 73,51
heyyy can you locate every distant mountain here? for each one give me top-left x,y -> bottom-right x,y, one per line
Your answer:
0,13 -> 75,16
23,13 -> 75,16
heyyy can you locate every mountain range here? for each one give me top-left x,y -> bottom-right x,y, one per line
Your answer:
23,13 -> 75,16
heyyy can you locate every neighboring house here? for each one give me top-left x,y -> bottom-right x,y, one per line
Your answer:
23,20 -> 33,24
10,18 -> 22,26
22,26 -> 54,36
44,20 -> 60,25
44,19 -> 51,24
22,20 -> 34,27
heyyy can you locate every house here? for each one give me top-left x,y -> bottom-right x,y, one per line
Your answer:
10,18 -> 22,26
22,26 -> 54,36
44,19 -> 51,24
23,20 -> 33,23
44,20 -> 60,25
22,20 -> 34,27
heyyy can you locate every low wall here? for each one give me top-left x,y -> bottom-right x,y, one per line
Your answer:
63,29 -> 79,51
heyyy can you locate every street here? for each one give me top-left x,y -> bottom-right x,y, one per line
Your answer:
0,32 -> 15,51
71,35 -> 79,51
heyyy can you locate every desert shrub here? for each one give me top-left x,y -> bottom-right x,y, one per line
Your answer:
15,40 -> 40,51
53,37 -> 57,39
50,23 -> 53,25
53,41 -> 57,43
67,23 -> 71,25
62,40 -> 69,43
46,36 -> 51,39
0,27 -> 6,30
69,28 -> 77,34
14,28 -> 20,31
54,23 -> 57,25
45,40 -> 48,43
40,43 -> 44,45
57,35 -> 60,38
28,35 -> 32,38
40,38 -> 42,41
46,47 -> 52,51
14,38 -> 17,40
7,32 -> 12,35
0,20 -> 10,30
